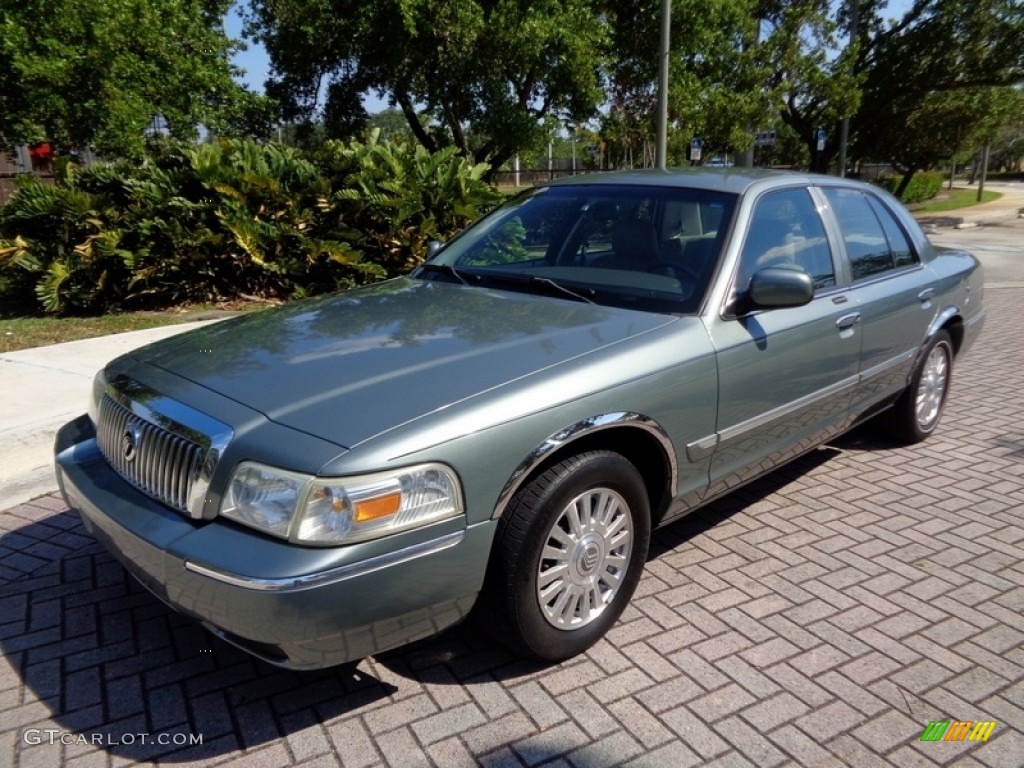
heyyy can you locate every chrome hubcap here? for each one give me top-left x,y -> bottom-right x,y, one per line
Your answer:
537,487 -> 633,630
915,343 -> 949,430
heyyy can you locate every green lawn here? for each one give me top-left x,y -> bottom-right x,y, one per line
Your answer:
0,301 -> 272,353
0,313 -> 197,353
910,187 -> 1002,214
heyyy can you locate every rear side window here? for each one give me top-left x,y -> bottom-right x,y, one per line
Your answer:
824,187 -> 919,279
866,195 -> 917,268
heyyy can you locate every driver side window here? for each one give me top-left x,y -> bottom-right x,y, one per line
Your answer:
735,189 -> 834,294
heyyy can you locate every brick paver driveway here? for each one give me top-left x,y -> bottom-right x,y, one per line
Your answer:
2,289 -> 1021,768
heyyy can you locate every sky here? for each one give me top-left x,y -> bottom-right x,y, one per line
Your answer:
224,4 -> 390,113
223,6 -> 270,95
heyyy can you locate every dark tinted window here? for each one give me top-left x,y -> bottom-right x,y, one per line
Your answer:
736,188 -> 834,291
866,195 -> 917,268
823,187 -> 895,280
425,185 -> 738,314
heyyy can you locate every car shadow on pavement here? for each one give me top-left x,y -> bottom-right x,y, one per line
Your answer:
371,446 -> 843,680
1,445 -> 843,763
648,446 -> 841,561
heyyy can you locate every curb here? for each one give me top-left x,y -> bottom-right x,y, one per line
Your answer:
916,206 -> 1024,231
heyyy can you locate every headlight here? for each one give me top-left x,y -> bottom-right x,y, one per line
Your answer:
221,462 -> 306,538
220,462 -> 463,545
88,369 -> 108,426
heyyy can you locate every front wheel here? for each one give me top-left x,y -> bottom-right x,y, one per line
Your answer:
886,330 -> 954,444
483,451 -> 650,662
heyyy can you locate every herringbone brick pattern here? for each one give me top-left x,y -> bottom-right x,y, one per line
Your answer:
1,288 -> 1021,767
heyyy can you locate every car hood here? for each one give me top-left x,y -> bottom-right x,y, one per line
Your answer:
129,278 -> 677,448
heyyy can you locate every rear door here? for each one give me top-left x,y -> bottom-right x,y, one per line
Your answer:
704,187 -> 861,497
817,186 -> 937,417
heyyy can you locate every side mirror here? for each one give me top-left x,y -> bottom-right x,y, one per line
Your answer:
748,267 -> 814,309
426,240 -> 444,259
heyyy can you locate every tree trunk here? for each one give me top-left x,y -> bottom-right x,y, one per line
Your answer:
395,91 -> 437,153
894,167 -> 918,198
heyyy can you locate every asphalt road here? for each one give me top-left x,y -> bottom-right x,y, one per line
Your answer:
929,214 -> 1024,285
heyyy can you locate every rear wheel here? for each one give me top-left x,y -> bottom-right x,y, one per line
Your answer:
886,330 -> 953,443
483,451 -> 650,662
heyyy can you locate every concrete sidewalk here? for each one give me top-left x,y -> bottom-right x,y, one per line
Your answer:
0,320 -> 224,510
915,181 -> 1024,230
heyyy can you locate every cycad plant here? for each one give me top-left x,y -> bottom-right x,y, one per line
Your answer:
0,171 -> 133,313
188,139 -> 381,298
0,135 -> 500,314
319,132 -> 502,276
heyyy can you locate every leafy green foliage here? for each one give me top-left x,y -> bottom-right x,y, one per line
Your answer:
874,171 -> 945,203
777,0 -> 1024,169
857,87 -> 1022,194
0,0 -> 272,157
604,0 -> 780,165
0,138 -> 501,314
317,131 -> 502,274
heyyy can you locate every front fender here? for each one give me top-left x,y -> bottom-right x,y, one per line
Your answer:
490,412 -> 678,521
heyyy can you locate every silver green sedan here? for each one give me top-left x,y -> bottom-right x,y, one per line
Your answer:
55,169 -> 984,669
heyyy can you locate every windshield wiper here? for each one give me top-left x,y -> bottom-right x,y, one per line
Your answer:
455,270 -> 596,304
414,263 -> 469,285
528,276 -> 596,304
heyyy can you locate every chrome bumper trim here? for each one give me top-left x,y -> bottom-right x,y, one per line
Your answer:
184,530 -> 465,592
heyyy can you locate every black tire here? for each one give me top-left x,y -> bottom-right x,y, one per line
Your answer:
886,330 -> 954,444
483,451 -> 650,662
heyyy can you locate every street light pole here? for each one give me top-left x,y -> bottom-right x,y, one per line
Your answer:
655,0 -> 671,170
837,0 -> 859,177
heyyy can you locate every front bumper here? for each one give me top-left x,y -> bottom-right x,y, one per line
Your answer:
55,415 -> 494,669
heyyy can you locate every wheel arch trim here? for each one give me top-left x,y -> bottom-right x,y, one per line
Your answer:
490,412 -> 678,521
920,306 -> 968,369
927,306 -> 962,346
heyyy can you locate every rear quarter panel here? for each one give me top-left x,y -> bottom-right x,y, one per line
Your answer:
927,246 -> 985,355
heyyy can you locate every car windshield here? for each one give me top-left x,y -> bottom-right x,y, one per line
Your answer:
416,184 -> 738,313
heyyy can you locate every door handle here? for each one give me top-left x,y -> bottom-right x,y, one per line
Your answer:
835,312 -> 861,330
918,288 -> 935,302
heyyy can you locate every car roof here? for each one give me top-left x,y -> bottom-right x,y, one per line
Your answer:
543,167 -> 849,196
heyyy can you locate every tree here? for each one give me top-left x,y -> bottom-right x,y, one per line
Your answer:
774,0 -> 1024,173
988,88 -> 1024,171
366,108 -> 417,144
601,0 -> 777,166
0,0 -> 271,157
245,0 -> 609,175
757,0 -> 863,172
857,87 -> 1021,194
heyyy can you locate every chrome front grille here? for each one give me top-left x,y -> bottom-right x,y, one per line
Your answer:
97,395 -> 204,515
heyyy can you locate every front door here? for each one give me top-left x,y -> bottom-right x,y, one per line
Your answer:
705,187 -> 862,496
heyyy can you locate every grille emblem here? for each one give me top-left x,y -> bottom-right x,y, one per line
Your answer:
121,425 -> 142,462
